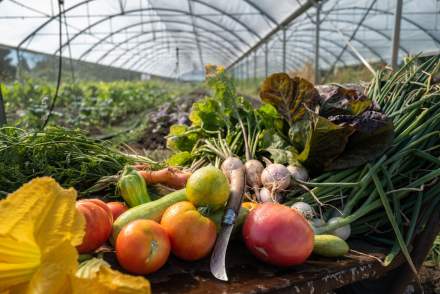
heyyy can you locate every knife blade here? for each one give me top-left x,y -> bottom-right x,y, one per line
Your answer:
210,168 -> 245,281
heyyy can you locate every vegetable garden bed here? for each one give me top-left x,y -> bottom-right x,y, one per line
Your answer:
0,57 -> 439,294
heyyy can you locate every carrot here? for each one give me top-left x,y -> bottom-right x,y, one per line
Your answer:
138,167 -> 191,189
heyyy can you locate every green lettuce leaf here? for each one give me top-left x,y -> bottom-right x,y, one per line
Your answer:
256,104 -> 284,131
166,124 -> 198,152
189,98 -> 226,131
266,147 -> 299,165
288,117 -> 312,153
260,73 -> 319,125
166,151 -> 192,167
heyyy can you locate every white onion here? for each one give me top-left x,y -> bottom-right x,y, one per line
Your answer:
261,164 -> 290,193
291,202 -> 315,219
328,217 -> 351,240
287,164 -> 309,182
258,187 -> 282,203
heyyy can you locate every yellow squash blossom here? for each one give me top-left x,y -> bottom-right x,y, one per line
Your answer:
0,177 -> 150,294
71,258 -> 151,293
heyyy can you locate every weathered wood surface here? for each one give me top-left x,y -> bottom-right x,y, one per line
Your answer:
104,239 -> 402,294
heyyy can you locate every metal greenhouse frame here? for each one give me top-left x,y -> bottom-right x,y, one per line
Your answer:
0,0 -> 439,81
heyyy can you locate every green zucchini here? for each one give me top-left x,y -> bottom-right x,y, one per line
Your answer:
112,189 -> 187,241
313,234 -> 349,257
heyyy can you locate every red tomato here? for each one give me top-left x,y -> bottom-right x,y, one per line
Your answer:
242,203 -> 314,267
85,198 -> 113,220
161,201 -> 217,261
106,201 -> 128,221
76,199 -> 113,253
116,220 -> 170,275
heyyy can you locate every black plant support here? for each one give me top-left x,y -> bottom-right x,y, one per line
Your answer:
0,83 -> 6,126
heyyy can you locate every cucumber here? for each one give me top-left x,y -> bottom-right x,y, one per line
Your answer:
313,234 -> 349,257
112,189 -> 187,241
208,207 -> 249,234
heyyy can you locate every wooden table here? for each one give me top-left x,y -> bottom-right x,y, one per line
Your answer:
113,240 -> 402,294
104,208 -> 440,293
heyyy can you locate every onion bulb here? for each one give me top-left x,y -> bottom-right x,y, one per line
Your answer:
309,218 -> 326,234
328,217 -> 351,240
258,187 -> 282,203
261,164 -> 290,193
291,202 -> 315,219
287,164 -> 309,182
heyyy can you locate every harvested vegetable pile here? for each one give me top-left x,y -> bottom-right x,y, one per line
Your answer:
166,58 -> 440,270
295,57 -> 440,271
0,127 -> 155,196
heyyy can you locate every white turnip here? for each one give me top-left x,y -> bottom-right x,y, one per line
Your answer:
258,187 -> 282,203
244,159 -> 264,200
261,164 -> 291,193
287,164 -> 309,182
221,157 -> 244,181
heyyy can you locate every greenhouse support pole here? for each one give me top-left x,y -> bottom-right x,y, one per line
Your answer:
264,42 -> 269,77
246,57 -> 250,82
282,27 -> 287,72
15,48 -> 20,81
253,51 -> 257,83
314,2 -> 321,84
0,84 -> 6,126
391,0 -> 403,70
227,0 -> 320,70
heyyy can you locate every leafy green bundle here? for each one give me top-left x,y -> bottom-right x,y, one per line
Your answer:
260,73 -> 394,173
0,127 -> 154,197
290,56 -> 440,271
166,66 -> 392,175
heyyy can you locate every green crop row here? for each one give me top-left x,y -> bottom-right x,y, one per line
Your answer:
1,79 -> 188,133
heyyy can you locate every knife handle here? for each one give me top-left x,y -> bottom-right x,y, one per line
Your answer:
222,168 -> 245,225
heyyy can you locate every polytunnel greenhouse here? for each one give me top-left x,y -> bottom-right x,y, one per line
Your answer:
0,1 -> 439,293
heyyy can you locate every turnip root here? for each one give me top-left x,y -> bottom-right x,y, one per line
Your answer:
287,164 -> 309,182
261,164 -> 291,193
244,159 -> 264,200
221,157 -> 244,182
258,187 -> 282,203
291,202 -> 315,219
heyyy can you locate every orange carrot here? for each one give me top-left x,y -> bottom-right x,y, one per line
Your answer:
138,167 -> 191,189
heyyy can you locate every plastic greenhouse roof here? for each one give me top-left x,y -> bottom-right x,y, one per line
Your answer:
0,0 -> 439,80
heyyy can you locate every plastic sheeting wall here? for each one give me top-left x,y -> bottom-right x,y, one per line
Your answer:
0,0 -> 439,80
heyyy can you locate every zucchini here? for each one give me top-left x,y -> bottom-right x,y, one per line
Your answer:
313,234 -> 349,257
112,189 -> 187,241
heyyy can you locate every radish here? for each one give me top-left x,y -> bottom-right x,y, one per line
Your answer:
244,159 -> 264,200
221,157 -> 244,181
261,164 -> 291,193
287,164 -> 309,183
258,187 -> 282,203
